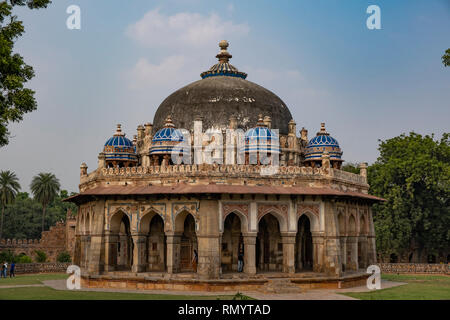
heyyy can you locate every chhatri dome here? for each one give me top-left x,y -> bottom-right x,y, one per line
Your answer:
304,122 -> 343,168
102,124 -> 137,167
153,40 -> 293,135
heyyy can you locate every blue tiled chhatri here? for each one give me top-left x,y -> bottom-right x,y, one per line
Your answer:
305,123 -> 342,161
242,116 -> 280,153
103,124 -> 138,163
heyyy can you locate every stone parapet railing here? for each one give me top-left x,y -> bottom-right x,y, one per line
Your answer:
82,165 -> 367,185
378,263 -> 450,274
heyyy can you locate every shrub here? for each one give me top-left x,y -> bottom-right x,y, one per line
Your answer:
57,251 -> 71,263
16,254 -> 32,263
34,250 -> 47,263
0,250 -> 15,263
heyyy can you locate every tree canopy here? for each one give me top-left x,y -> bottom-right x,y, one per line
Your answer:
0,0 -> 51,147
2,190 -> 76,239
368,132 -> 450,261
30,172 -> 60,232
0,170 -> 21,238
443,48 -> 450,67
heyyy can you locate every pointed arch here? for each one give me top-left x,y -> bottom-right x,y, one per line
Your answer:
109,208 -> 130,233
139,209 -> 165,234
223,210 -> 249,233
348,214 -> 357,236
85,212 -> 91,235
359,214 -> 368,236
297,211 -> 319,233
256,213 -> 283,271
174,209 -> 198,233
257,209 -> 287,233
221,212 -> 244,272
338,211 -> 346,236
296,214 -> 313,271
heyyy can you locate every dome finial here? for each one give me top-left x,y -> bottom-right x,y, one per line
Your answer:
164,115 -> 175,128
200,40 -> 247,79
216,40 -> 232,63
256,114 -> 267,127
318,122 -> 329,136
114,124 -> 125,136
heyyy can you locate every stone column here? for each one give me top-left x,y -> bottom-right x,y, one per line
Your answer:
367,208 -> 377,265
165,232 -> 181,274
346,236 -> 359,271
243,233 -> 257,275
324,236 -> 342,276
367,235 -> 377,265
87,234 -> 104,274
322,201 -> 342,276
311,232 -> 325,273
103,233 -> 118,272
281,233 -> 296,274
339,236 -> 347,272
197,235 -> 221,279
79,235 -> 86,269
73,235 -> 82,267
358,236 -> 368,269
131,233 -> 147,273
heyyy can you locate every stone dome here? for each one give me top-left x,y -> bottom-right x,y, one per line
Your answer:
153,41 -> 293,135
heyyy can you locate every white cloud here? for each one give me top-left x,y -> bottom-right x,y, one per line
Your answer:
127,55 -> 187,90
126,9 -> 249,48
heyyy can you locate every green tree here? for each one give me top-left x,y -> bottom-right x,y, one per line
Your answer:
443,48 -> 450,67
57,251 -> 71,263
341,162 -> 360,174
3,192 -> 42,239
34,249 -> 47,262
2,190 -> 76,239
30,173 -> 60,234
368,132 -> 450,262
0,170 -> 20,239
0,0 -> 52,147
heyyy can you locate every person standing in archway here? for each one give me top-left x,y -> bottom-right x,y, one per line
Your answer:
192,249 -> 198,272
238,250 -> 244,272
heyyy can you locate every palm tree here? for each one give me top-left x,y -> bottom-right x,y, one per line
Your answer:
30,173 -> 60,233
0,171 -> 21,239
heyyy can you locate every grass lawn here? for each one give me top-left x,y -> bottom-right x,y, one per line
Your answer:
0,273 -> 69,286
0,273 -> 249,300
0,286 -> 242,300
342,274 -> 450,300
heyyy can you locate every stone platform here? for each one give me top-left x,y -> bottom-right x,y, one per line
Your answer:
81,271 -> 369,293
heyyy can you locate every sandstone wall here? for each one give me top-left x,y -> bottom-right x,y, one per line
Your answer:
378,263 -> 449,274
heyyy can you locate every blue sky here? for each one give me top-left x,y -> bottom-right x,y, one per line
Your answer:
1,0 -> 449,192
